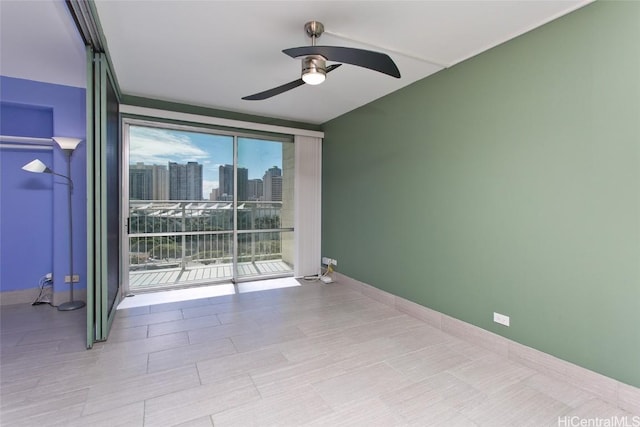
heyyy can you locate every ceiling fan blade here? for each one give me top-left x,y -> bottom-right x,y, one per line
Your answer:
242,79 -> 304,101
283,46 -> 401,78
242,64 -> 342,101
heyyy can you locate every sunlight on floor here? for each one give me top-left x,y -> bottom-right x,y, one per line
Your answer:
237,277 -> 301,293
117,277 -> 300,309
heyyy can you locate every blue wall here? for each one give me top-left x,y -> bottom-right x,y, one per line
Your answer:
0,76 -> 86,296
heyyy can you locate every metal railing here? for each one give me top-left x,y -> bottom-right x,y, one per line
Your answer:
128,200 -> 289,271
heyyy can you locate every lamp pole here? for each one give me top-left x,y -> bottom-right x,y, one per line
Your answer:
57,148 -> 85,311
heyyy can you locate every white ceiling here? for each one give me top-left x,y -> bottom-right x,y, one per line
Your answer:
0,0 -> 86,88
1,0 -> 592,125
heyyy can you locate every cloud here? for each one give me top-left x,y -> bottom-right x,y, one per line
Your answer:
129,127 -> 209,165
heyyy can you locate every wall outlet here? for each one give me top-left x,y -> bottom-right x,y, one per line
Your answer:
330,258 -> 337,266
64,275 -> 80,283
322,257 -> 331,266
493,312 -> 510,327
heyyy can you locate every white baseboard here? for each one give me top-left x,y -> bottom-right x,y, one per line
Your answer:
333,271 -> 640,415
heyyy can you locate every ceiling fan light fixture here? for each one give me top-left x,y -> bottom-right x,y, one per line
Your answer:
301,56 -> 326,85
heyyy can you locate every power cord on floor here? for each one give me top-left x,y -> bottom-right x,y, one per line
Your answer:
303,264 -> 334,282
32,274 -> 55,306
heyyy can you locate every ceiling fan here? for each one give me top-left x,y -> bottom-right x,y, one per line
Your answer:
242,21 -> 401,101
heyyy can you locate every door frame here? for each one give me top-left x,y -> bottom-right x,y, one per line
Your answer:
86,49 -> 122,348
120,118 -> 295,294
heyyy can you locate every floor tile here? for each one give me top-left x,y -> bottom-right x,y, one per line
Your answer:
525,373 -> 593,408
311,362 -> 414,409
230,325 -> 307,353
186,318 -> 263,344
0,388 -> 89,426
212,384 -> 333,426
305,397 -> 404,427
381,372 -> 486,419
196,347 -> 289,384
143,375 -> 260,427
147,337 -> 236,373
99,331 -> 190,356
111,309 -> 183,329
64,402 -> 145,427
251,354 -> 345,397
448,355 -> 537,395
460,382 -> 571,427
147,313 -> 221,337
171,415 -> 214,427
386,343 -> 472,381
82,365 -> 201,415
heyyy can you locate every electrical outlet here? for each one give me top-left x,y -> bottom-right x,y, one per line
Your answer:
493,312 -> 510,327
322,257 -> 331,265
64,275 -> 80,283
330,258 -> 337,266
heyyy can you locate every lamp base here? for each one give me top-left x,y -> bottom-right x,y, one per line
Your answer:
57,300 -> 86,311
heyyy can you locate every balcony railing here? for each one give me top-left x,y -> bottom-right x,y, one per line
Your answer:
128,200 -> 293,289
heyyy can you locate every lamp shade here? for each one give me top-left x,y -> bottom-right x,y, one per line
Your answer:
302,70 -> 326,85
22,159 -> 50,174
52,137 -> 82,151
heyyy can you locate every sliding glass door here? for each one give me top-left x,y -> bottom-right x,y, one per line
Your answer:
236,137 -> 295,280
86,51 -> 121,347
123,121 -> 294,292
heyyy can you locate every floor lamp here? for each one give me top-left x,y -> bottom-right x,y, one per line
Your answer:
22,137 -> 85,311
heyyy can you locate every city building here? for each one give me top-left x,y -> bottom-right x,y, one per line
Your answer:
263,166 -> 282,201
129,162 -> 168,200
168,161 -> 203,200
129,163 -> 152,200
218,164 -> 248,201
247,178 -> 263,200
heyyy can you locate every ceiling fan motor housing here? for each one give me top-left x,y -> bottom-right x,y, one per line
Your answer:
301,55 -> 327,84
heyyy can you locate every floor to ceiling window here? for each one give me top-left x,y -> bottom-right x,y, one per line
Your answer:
123,120 -> 294,293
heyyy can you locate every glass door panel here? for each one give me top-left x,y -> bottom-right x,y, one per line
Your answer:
236,137 -> 294,280
127,125 -> 234,291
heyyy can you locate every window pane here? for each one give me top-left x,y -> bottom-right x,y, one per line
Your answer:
128,125 -> 235,289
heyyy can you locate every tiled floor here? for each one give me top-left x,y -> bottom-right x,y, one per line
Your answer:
1,281 -> 636,426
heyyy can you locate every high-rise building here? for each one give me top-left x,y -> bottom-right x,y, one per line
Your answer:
218,164 -> 233,200
263,166 -> 282,201
129,164 -> 152,200
129,162 -> 169,200
218,164 -> 248,201
152,165 -> 168,200
169,161 -> 203,200
237,167 -> 248,201
247,179 -> 263,201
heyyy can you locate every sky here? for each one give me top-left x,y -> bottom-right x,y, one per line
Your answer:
129,125 -> 284,199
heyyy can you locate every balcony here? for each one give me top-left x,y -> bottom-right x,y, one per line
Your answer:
128,200 -> 294,291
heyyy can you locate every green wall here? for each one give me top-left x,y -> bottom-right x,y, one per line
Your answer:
321,1 -> 640,387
